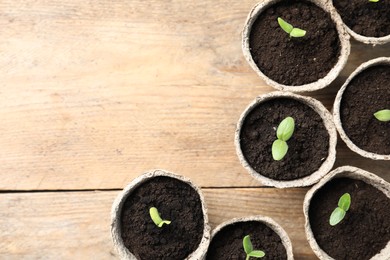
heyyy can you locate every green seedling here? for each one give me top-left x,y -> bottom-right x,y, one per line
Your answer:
369,0 -> 379,2
329,193 -> 351,226
243,235 -> 265,260
374,109 -> 390,122
149,207 -> 171,227
272,116 -> 295,160
277,17 -> 306,37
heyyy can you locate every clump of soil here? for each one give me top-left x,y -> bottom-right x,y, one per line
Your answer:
250,0 -> 340,86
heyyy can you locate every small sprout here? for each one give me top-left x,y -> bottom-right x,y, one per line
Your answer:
369,0 -> 379,2
278,17 -> 306,38
329,193 -> 351,226
272,116 -> 295,160
149,207 -> 171,228
374,109 -> 390,122
243,235 -> 265,260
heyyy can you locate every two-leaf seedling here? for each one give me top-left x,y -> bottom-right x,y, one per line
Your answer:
243,235 -> 265,260
272,116 -> 295,161
374,109 -> 390,122
329,193 -> 351,226
149,207 -> 171,227
278,17 -> 306,38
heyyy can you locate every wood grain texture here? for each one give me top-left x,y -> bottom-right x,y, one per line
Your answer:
1,0 -> 389,259
0,188 -> 318,259
0,0 -> 389,190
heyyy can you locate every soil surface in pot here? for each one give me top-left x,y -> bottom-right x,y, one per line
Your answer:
309,177 -> 390,260
249,0 -> 340,86
206,221 -> 287,260
333,0 -> 390,38
120,176 -> 204,260
340,65 -> 390,155
240,98 -> 329,180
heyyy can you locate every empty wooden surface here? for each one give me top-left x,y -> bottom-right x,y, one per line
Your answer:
0,0 -> 389,259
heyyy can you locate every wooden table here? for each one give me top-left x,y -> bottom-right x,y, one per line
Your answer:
0,0 -> 389,259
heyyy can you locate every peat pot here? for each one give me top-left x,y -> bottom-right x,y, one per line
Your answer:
111,169 -> 211,260
242,0 -> 350,92
304,166 -> 390,259
235,91 -> 337,188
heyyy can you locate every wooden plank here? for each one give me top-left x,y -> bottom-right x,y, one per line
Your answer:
0,0 -> 389,190
0,188 -> 317,259
0,191 -> 116,260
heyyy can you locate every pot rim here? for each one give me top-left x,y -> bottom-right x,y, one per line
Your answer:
303,165 -> 390,259
333,57 -> 390,160
242,0 -> 350,92
110,169 -> 211,260
344,24 -> 390,46
235,91 -> 337,188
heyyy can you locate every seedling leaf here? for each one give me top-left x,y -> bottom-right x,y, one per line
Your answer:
278,17 -> 293,34
276,116 -> 295,141
272,139 -> 288,161
277,17 -> 306,37
243,235 -> 265,259
329,193 -> 351,226
248,251 -> 266,258
338,193 -> 351,211
369,0 -> 379,2
290,28 -> 306,37
272,116 -> 295,161
149,207 -> 171,228
329,207 -> 346,226
374,109 -> 390,122
243,235 -> 253,254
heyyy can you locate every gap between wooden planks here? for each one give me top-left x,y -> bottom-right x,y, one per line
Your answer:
0,187 -> 318,260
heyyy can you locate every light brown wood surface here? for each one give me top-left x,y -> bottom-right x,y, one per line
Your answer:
0,0 -> 389,259
0,188 -> 315,259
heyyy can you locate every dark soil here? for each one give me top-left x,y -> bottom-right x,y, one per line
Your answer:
333,0 -> 390,37
239,98 -> 329,180
309,177 -> 390,260
340,65 -> 390,155
120,176 -> 204,260
206,221 -> 287,260
249,0 -> 340,86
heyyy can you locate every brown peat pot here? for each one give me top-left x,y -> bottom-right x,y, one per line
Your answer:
111,169 -> 210,260
329,0 -> 390,45
235,91 -> 337,188
205,216 -> 293,260
242,0 -> 350,92
304,166 -> 390,259
333,57 -> 390,160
